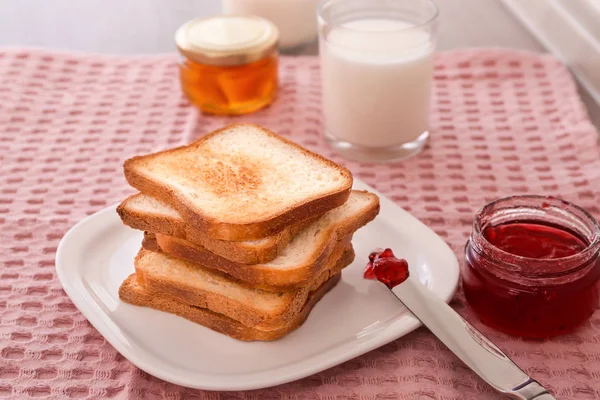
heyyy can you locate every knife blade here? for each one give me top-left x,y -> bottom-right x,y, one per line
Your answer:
391,276 -> 556,400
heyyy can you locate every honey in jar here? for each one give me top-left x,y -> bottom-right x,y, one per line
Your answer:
175,15 -> 279,115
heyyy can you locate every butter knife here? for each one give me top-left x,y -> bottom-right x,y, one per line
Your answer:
389,276 -> 556,400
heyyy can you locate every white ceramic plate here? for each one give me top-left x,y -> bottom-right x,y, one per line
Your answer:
56,179 -> 460,391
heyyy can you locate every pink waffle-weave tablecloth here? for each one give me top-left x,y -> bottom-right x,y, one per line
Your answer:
1,48 -> 599,400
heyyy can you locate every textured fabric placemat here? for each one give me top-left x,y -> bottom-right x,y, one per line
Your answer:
0,48 -> 599,399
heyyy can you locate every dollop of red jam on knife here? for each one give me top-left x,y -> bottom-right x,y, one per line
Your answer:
364,248 -> 409,289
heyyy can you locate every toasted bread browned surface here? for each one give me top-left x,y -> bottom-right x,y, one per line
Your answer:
130,247 -> 354,331
119,273 -> 341,341
123,123 -> 353,241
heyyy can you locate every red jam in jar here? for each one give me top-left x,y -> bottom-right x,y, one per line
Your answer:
463,196 -> 600,338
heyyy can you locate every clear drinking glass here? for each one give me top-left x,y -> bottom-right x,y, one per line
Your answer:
318,0 -> 439,162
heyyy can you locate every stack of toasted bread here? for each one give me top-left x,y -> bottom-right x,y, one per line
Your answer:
117,124 -> 380,341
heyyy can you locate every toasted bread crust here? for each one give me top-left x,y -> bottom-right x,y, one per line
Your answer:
117,195 -> 187,238
146,233 -> 352,292
142,191 -> 379,289
134,247 -> 354,331
141,232 -> 160,252
119,273 -> 341,341
117,194 -> 317,264
123,123 -> 353,241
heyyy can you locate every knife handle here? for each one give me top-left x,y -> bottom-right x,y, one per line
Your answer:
392,278 -> 556,400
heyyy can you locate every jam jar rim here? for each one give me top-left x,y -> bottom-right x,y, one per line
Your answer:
470,195 -> 600,281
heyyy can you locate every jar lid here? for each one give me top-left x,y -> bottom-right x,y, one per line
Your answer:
175,15 -> 279,66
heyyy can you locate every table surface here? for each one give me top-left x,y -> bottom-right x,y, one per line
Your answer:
2,47 -> 599,400
1,2 -> 600,398
1,0 -> 599,127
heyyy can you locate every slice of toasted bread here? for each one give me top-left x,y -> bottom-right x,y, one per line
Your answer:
143,190 -> 379,289
119,273 -> 341,341
145,232 -> 351,292
123,123 -> 353,241
117,193 -> 317,264
131,246 -> 354,331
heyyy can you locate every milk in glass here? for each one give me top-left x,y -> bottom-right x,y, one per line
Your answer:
320,19 -> 435,148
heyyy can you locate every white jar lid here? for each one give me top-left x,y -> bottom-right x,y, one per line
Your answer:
176,15 -> 279,66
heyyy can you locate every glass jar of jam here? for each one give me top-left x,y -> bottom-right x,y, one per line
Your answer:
175,15 -> 279,115
463,196 -> 600,338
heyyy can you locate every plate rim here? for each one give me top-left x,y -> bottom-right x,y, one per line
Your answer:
55,179 -> 460,391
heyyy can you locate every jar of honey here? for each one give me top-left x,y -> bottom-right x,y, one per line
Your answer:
175,15 -> 279,115
463,196 -> 600,338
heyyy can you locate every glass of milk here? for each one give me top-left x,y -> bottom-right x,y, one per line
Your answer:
318,0 -> 439,162
223,0 -> 321,51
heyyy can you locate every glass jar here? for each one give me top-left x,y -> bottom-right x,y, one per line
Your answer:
175,15 -> 279,115
463,196 -> 600,338
222,0 -> 320,51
